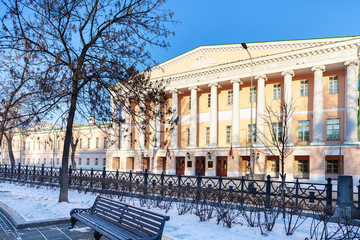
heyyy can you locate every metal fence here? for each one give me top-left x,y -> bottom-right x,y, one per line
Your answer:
0,163 -> 341,212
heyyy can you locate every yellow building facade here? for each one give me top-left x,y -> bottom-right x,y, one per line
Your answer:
107,36 -> 360,183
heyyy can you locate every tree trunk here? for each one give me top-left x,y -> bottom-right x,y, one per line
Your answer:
70,138 -> 79,170
6,135 -> 15,166
59,90 -> 78,202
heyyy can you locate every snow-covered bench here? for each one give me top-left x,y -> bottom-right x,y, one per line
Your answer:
69,196 -> 170,240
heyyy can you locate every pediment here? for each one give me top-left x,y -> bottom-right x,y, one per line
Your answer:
149,36 -> 359,79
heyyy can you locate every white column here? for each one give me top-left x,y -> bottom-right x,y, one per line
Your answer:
344,60 -> 359,144
311,66 -> 325,145
231,79 -> 242,147
138,100 -> 145,149
255,75 -> 267,145
281,70 -> 295,145
209,83 -> 219,147
121,100 -> 130,150
189,86 -> 198,148
110,96 -> 117,149
170,89 -> 179,148
154,100 -> 161,148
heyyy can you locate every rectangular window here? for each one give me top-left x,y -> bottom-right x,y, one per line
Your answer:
207,94 -> 211,108
300,80 -> 308,97
27,158 -> 30,164
250,87 -> 256,102
50,158 -> 53,165
326,118 -> 340,141
273,84 -> 281,100
86,157 -> 90,165
102,157 -> 106,166
227,90 -> 233,105
129,133 -> 133,148
187,128 -> 191,146
103,137 -> 107,148
189,96 -> 191,110
247,124 -> 256,143
95,157 -> 98,165
272,123 -> 282,142
226,126 -> 232,144
205,127 -> 210,145
96,137 -> 99,148
79,138 -> 82,149
297,159 -> 309,173
78,157 -> 82,165
56,158 -> 59,165
50,140 -> 53,150
297,120 -> 310,141
28,142 -> 30,151
44,141 -> 46,150
23,142 -> 26,151
43,158 -> 46,164
270,159 -> 279,173
87,138 -> 90,149
326,159 -> 339,174
57,140 -> 60,151
329,76 -> 338,94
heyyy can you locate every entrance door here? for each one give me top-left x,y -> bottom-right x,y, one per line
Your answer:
142,157 -> 150,171
176,157 -> 185,175
195,157 -> 205,176
216,156 -> 228,177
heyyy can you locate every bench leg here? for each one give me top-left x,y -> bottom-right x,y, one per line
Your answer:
94,231 -> 102,240
69,216 -> 77,229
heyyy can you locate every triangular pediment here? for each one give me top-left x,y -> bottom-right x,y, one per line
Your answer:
149,36 -> 359,79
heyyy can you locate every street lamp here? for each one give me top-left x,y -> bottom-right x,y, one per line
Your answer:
241,42 -> 254,180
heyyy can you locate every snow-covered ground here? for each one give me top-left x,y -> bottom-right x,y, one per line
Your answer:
0,182 -> 318,239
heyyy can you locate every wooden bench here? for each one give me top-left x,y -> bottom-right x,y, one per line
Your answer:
70,196 -> 170,240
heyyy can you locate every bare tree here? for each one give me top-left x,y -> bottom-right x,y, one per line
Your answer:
0,0 -> 175,202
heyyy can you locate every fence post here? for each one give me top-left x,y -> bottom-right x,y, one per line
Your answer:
41,164 -> 45,183
265,175 -> 271,209
218,176 -> 223,203
102,167 -> 106,190
326,178 -> 332,208
90,168 -> 94,189
68,165 -> 72,187
240,176 -> 244,205
177,174 -> 182,198
17,163 -> 21,181
4,164 -> 7,179
33,165 -> 36,183
25,165 -> 28,182
196,172 -> 202,201
160,172 -> 164,196
295,179 -> 299,211
49,166 -> 53,185
115,169 -> 119,192
129,170 -> 133,192
79,168 -> 83,189
143,169 -> 148,195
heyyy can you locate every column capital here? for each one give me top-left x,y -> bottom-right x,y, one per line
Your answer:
281,70 -> 295,77
169,88 -> 179,94
230,78 -> 243,84
311,65 -> 325,72
344,60 -> 359,67
208,82 -> 219,88
188,86 -> 199,91
255,75 -> 267,81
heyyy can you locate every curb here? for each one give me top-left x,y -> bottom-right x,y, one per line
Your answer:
0,201 -> 69,229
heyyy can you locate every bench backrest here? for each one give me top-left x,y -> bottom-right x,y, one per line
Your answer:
91,196 -> 170,239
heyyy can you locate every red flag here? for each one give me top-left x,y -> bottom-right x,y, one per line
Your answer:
166,147 -> 170,158
229,144 -> 233,156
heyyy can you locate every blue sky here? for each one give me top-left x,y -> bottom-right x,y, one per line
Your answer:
150,0 -> 360,65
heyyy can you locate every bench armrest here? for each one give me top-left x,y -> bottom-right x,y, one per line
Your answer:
70,207 -> 92,215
